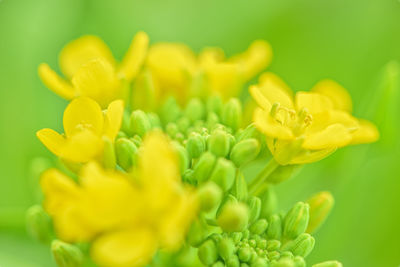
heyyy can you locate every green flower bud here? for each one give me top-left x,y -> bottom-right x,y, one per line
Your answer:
186,132 -> 206,159
312,261 -> 343,267
268,164 -> 303,184
116,131 -> 128,139
256,239 -> 267,250
231,232 -> 243,244
217,202 -> 249,232
266,214 -> 282,240
115,138 -> 138,171
251,257 -> 268,267
270,258 -> 295,267
130,110 -> 151,137
306,191 -> 334,233
222,98 -> 242,132
187,219 -> 209,247
26,205 -> 53,243
51,240 -> 83,267
102,136 -> 116,169
147,112 -> 161,129
281,251 -> 294,260
209,158 -> 236,192
198,239 -> 218,265
207,112 -> 220,130
172,142 -> 189,174
236,124 -> 259,142
230,138 -> 260,167
281,233 -> 315,258
226,255 -> 240,267
130,135 -> 142,147
217,194 -> 238,217
177,117 -> 191,133
241,264 -> 250,267
293,256 -> 306,267
231,171 -> 248,202
160,97 -> 182,125
266,239 -> 281,251
208,129 -> 231,157
260,187 -> 278,219
218,237 -> 236,260
283,202 -> 310,239
238,247 -> 252,262
268,251 -> 280,261
207,95 -> 223,116
121,109 -> 131,135
248,196 -> 262,224
249,219 -> 268,235
166,122 -> 179,138
193,152 -> 217,183
182,169 -> 195,185
212,261 -> 225,267
185,98 -> 206,122
197,182 -> 223,212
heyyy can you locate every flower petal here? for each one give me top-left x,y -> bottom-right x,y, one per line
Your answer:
253,108 -> 294,140
290,148 -> 336,164
63,97 -> 104,137
118,31 -> 149,81
91,227 -> 158,267
59,35 -> 116,79
350,119 -> 379,144
312,79 -> 353,112
303,123 -> 352,150
36,128 -> 66,156
255,72 -> 294,109
38,63 -> 75,100
103,100 -> 124,141
249,85 -> 272,111
295,91 -> 334,114
60,130 -> 103,163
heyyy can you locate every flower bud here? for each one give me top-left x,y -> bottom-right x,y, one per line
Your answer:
270,258 -> 295,267
249,219 -> 268,235
208,129 -> 231,157
193,152 -> 217,183
236,124 -> 259,142
160,97 -> 182,125
238,247 -> 252,262
266,239 -> 281,251
197,182 -> 223,212
187,219 -> 209,247
266,214 -> 282,240
166,122 -> 179,137
115,138 -> 138,171
260,187 -> 278,219
222,98 -> 242,132
251,257 -> 269,267
293,256 -> 306,267
283,202 -> 310,239
312,261 -> 343,267
51,240 -> 83,267
226,255 -> 240,267
230,138 -> 260,167
281,233 -> 315,258
231,171 -> 248,202
172,142 -> 189,174
207,95 -> 223,116
177,117 -> 191,132
248,196 -> 262,224
102,136 -> 116,169
207,112 -> 220,130
230,232 -> 243,244
212,261 -> 225,267
147,112 -> 161,129
130,110 -> 151,137
186,132 -> 206,159
26,205 -> 53,243
217,237 -> 236,260
216,194 -> 238,217
209,158 -> 236,192
185,98 -> 206,122
306,191 -> 334,233
217,202 -> 249,232
198,239 -> 218,265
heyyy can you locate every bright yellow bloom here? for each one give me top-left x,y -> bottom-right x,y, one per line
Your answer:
141,40 -> 272,105
36,97 -> 124,163
38,32 -> 148,108
250,73 -> 379,165
40,132 -> 198,267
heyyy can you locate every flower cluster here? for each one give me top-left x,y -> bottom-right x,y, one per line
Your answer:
27,31 -> 378,267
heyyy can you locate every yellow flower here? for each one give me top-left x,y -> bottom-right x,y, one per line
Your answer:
36,97 -> 124,163
38,32 -> 148,108
250,73 -> 379,165
40,132 -> 198,267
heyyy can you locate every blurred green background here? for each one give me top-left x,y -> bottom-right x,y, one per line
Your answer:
1,0 -> 399,266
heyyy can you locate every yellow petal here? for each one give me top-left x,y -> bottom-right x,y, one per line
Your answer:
36,128 -> 66,157
249,85 -> 272,111
59,35 -> 115,79
61,130 -> 103,163
295,92 -> 334,114
303,123 -> 352,150
312,79 -> 353,112
350,119 -> 379,144
256,72 -> 294,109
103,100 -> 124,141
253,108 -> 294,140
63,97 -> 104,137
306,110 -> 358,134
38,63 -> 75,100
91,227 -> 158,267
204,62 -> 240,98
118,31 -> 149,81
72,58 -> 122,108
290,148 -> 336,164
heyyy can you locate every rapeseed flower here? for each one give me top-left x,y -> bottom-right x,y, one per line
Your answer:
41,132 -> 198,267
36,97 -> 123,163
250,73 -> 379,164
39,32 -> 148,107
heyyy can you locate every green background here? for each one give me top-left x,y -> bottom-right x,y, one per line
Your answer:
1,0 -> 399,266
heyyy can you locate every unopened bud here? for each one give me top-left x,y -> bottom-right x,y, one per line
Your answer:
207,95 -> 223,116
198,239 -> 218,265
281,233 -> 315,258
222,98 -> 242,132
147,112 -> 161,129
238,247 -> 252,262
230,138 -> 260,167
26,205 -> 53,243
212,261 -> 224,267
226,255 -> 240,267
208,129 -> 231,157
187,219 -> 209,247
283,202 -> 310,239
266,239 -> 281,251
130,110 -> 151,137
193,152 -> 217,183
171,142 -> 189,174
251,257 -> 269,267
259,187 -> 278,219
115,138 -> 138,171
207,112 -> 220,130
51,240 -> 83,267
186,132 -> 206,159
270,258 -> 295,267
209,158 -> 236,192
249,219 -> 268,235
231,171 -> 248,202
268,251 -> 280,261
266,214 -> 282,240
312,261 -> 343,267
217,202 -> 249,232
185,98 -> 206,122
160,97 -> 182,125
248,196 -> 262,224
293,256 -> 306,267
306,191 -> 334,233
177,117 -> 191,133
197,182 -> 223,212
217,237 -> 236,260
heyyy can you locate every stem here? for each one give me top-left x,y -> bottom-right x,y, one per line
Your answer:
248,158 -> 280,195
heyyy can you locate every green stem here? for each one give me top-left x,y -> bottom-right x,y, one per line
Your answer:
248,158 -> 280,195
